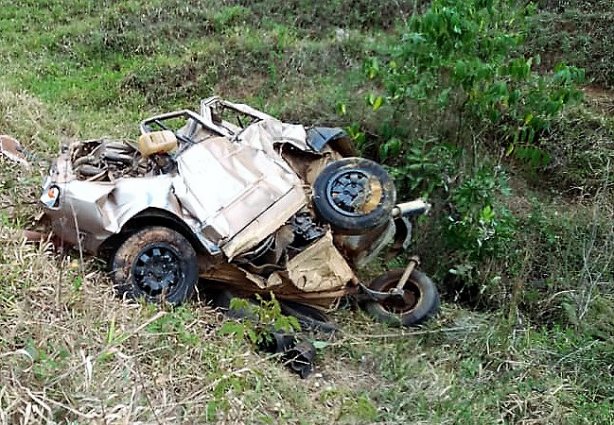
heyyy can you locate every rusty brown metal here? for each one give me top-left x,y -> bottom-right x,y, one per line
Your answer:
396,255 -> 421,291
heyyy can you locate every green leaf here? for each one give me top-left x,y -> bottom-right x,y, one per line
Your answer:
524,113 -> 533,125
219,321 -> 244,338
378,143 -> 389,161
480,205 -> 495,222
336,102 -> 347,116
386,138 -> 402,156
246,328 -> 258,344
372,96 -> 384,111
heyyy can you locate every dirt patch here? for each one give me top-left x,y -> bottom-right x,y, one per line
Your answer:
583,85 -> 614,116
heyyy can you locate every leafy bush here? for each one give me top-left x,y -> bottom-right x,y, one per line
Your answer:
219,294 -> 300,346
384,139 -> 458,198
446,167 -> 515,264
368,0 -> 584,151
357,0 -> 586,298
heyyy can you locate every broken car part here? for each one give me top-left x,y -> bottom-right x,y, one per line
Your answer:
312,157 -> 396,235
40,96 -> 440,328
364,269 -> 440,327
112,226 -> 199,304
284,340 -> 316,379
391,199 -> 431,218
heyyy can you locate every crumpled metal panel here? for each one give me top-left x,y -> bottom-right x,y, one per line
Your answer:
174,136 -> 307,257
221,187 -> 306,259
200,231 -> 356,295
98,175 -> 180,232
267,231 -> 354,292
238,119 -> 311,155
45,173 -> 185,253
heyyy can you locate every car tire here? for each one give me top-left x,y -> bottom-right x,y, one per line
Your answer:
312,157 -> 396,235
111,226 -> 198,305
364,269 -> 439,327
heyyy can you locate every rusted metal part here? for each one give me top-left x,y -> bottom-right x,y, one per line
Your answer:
395,256 -> 421,292
357,282 -> 399,302
267,232 -> 354,292
334,221 -> 395,268
69,138 -> 151,182
201,231 -> 356,298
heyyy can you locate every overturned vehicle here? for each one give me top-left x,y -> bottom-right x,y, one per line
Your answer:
41,97 -> 439,327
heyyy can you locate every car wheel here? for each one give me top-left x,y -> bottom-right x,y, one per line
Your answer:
312,157 -> 396,235
111,226 -> 198,305
364,269 -> 439,327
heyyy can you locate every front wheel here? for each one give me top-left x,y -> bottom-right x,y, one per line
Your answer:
111,226 -> 198,305
364,269 -> 439,327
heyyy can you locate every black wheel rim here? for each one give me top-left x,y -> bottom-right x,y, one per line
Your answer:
326,169 -> 372,217
132,243 -> 183,296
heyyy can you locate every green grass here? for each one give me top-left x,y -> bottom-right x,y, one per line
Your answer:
1,0 -> 613,423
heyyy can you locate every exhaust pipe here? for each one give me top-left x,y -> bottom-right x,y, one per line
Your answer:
391,199 -> 431,218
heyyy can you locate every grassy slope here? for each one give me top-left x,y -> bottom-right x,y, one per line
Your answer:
1,1 -> 613,424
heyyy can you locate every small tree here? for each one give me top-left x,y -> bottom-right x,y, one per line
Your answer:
362,0 -> 583,288
368,0 -> 583,160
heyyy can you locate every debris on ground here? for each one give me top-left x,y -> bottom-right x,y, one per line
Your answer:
0,135 -> 30,168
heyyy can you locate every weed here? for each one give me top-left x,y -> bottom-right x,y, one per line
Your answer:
219,294 -> 300,346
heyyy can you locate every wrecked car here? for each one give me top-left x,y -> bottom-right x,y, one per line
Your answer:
40,96 -> 440,327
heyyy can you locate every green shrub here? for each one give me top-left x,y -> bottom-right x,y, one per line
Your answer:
446,167 -> 515,264
357,0 -> 587,301
369,0 -> 584,151
219,295 -> 300,346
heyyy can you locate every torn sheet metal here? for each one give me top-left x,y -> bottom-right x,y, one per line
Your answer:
268,232 -> 354,292
199,262 -> 279,290
0,135 -> 30,168
238,119 -> 311,155
173,136 -> 307,257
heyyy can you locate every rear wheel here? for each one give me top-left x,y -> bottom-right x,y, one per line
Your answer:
364,269 -> 439,327
111,226 -> 198,305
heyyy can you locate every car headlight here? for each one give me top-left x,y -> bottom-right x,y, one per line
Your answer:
41,185 -> 61,209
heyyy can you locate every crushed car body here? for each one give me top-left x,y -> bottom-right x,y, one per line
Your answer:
40,96 -> 440,326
